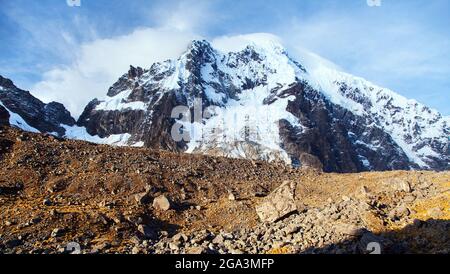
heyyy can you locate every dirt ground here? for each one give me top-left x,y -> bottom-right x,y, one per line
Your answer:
0,127 -> 448,254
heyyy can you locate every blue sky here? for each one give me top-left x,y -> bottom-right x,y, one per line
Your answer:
0,0 -> 449,116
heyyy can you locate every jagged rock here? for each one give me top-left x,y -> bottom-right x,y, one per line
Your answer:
389,204 -> 410,220
131,246 -> 141,254
169,242 -> 180,251
152,195 -> 171,211
255,181 -> 297,222
212,234 -> 225,245
0,75 -> 75,136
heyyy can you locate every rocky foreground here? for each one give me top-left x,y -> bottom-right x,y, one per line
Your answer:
0,126 -> 449,254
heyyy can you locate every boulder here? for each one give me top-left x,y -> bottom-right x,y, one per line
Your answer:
299,153 -> 324,171
212,234 -> 225,245
172,233 -> 188,243
255,181 -> 297,223
386,178 -> 412,192
388,204 -> 410,220
152,195 -> 171,211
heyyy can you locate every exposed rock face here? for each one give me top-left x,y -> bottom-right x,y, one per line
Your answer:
0,105 -> 9,127
0,75 -> 75,136
278,83 -> 415,172
76,38 -> 449,172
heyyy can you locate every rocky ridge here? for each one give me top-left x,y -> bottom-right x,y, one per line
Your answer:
0,76 -> 75,136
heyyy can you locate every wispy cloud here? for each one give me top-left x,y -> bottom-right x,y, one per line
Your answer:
14,0 -> 215,117
32,27 -> 199,117
151,0 -> 220,32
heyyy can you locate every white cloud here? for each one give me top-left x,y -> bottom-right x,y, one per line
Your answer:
212,33 -> 283,52
32,27 -> 199,117
280,13 -> 450,88
29,0 -> 218,118
151,0 -> 219,32
212,33 -> 341,72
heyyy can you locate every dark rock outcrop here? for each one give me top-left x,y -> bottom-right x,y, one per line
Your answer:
278,83 -> 414,172
0,105 -> 10,127
0,75 -> 75,136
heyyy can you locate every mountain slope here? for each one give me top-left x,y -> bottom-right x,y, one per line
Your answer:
78,36 -> 450,172
77,36 -> 448,172
0,76 -> 75,136
1,36 -> 447,172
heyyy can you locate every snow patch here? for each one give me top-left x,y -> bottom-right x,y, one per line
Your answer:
62,125 -> 133,146
179,86 -> 303,164
0,101 -> 40,133
96,89 -> 147,111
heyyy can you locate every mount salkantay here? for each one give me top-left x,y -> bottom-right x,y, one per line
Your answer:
1,35 -> 450,255
0,37 -> 448,173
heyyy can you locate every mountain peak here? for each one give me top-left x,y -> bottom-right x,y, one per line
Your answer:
0,75 -> 17,90
184,39 -> 215,61
188,39 -> 212,49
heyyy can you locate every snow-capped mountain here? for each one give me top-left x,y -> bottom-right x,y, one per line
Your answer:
76,37 -> 449,172
0,75 -> 75,136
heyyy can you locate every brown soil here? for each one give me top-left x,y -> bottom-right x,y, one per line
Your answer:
0,126 -> 448,254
